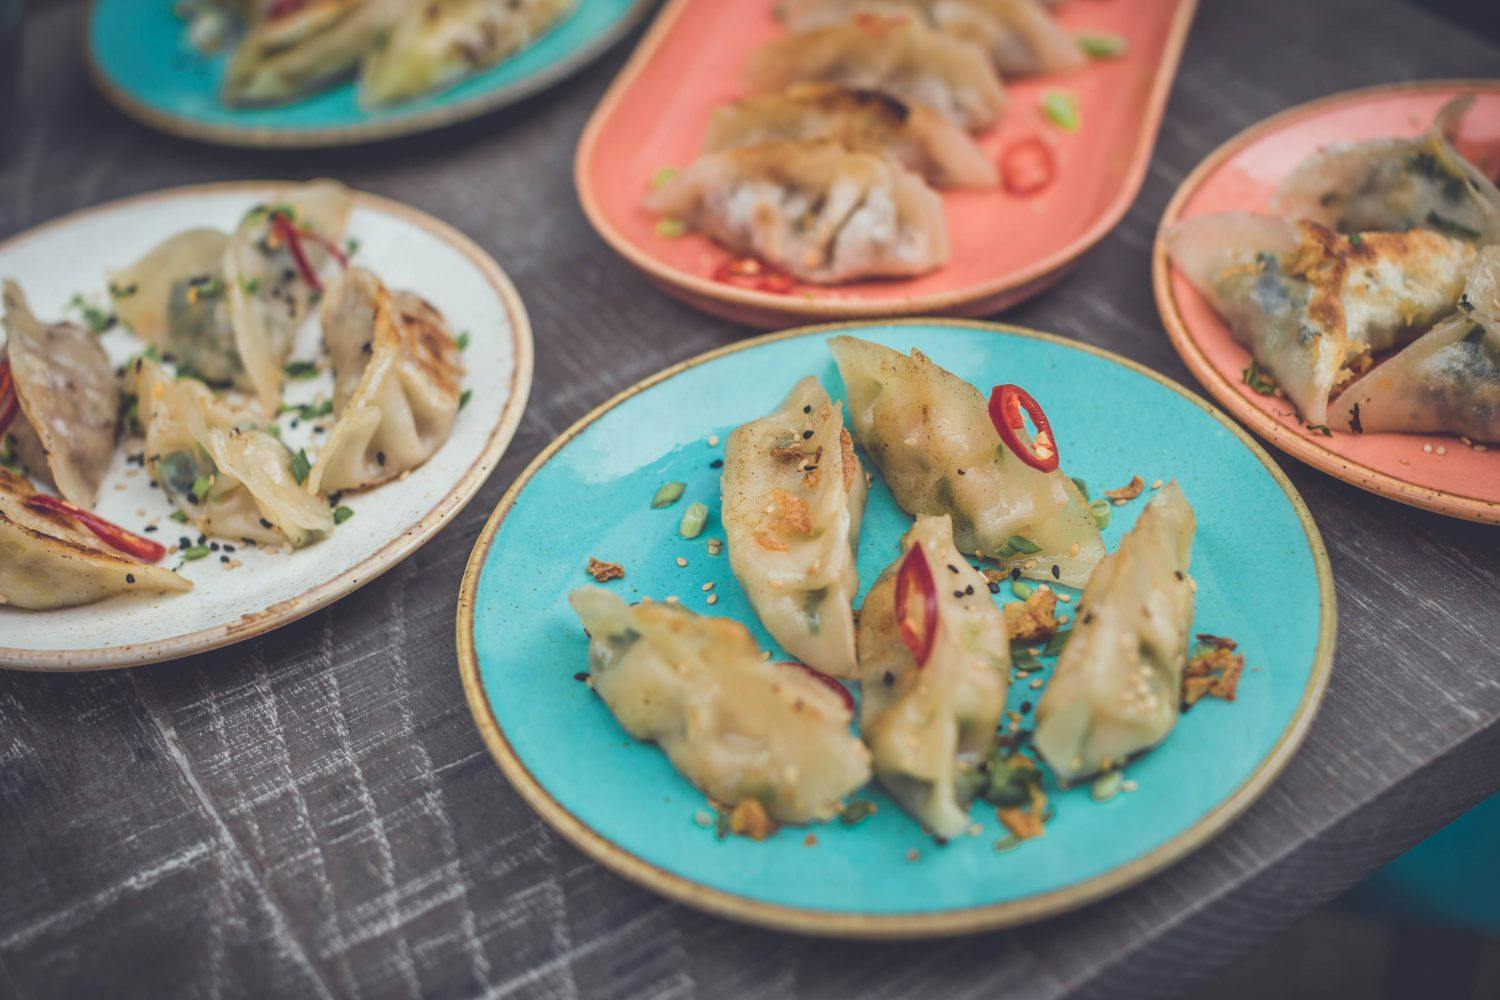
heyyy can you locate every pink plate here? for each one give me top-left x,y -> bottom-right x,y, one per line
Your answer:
1153,80 -> 1500,525
577,0 -> 1197,328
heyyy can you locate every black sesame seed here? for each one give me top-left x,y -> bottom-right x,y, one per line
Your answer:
1011,567 -> 1021,581
178,536 -> 191,548
801,430 -> 813,440
952,589 -> 965,599
1020,701 -> 1032,714
259,518 -> 273,529
956,468 -> 966,476
573,672 -> 589,682
376,450 -> 387,465
125,573 -> 135,584
224,544 -> 236,553
883,671 -> 894,686
143,525 -> 157,533
210,542 -> 220,552
803,404 -> 812,414
947,564 -> 959,574
1084,612 -> 1095,624
1051,564 -> 1061,580
987,582 -> 1000,594
964,585 -> 974,596
1174,570 -> 1184,581
220,555 -> 230,563
709,459 -> 723,469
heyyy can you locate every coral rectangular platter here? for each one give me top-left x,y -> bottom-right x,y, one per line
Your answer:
1,182 -> 532,670
1154,80 -> 1500,524
576,0 -> 1196,328
457,320 -> 1334,938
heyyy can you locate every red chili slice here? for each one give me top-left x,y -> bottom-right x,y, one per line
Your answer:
270,212 -> 324,293
0,361 -> 17,436
711,257 -> 797,295
894,545 -> 938,668
25,495 -> 167,563
1001,137 -> 1056,197
295,226 -> 349,270
988,384 -> 1060,473
778,661 -> 855,713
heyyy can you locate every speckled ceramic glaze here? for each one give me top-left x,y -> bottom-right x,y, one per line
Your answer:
457,320 -> 1335,938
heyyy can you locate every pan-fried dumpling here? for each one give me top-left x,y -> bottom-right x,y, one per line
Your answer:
744,17 -> 1006,132
108,229 -> 244,386
360,0 -> 574,106
1165,212 -> 1475,424
307,268 -> 464,493
646,140 -> 949,284
0,470 -> 190,610
722,377 -> 867,679
1035,483 -> 1196,785
223,0 -> 401,106
129,359 -> 333,548
1270,96 -> 1500,243
857,515 -> 1008,839
569,588 -> 872,824
780,0 -> 1084,77
226,180 -> 354,413
1,281 -> 119,508
830,336 -> 1104,586
1330,246 -> 1500,442
704,84 -> 998,189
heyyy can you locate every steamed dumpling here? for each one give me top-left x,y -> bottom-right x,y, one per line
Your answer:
0,469 -> 190,610
225,180 -> 354,413
830,336 -> 1104,586
1165,212 -> 1475,424
704,84 -> 998,189
129,359 -> 333,548
1034,483 -> 1196,785
744,17 -> 1006,132
722,377 -> 867,678
1270,96 -> 1500,243
1,281 -> 119,508
1330,245 -> 1500,442
307,267 -> 464,493
223,0 -> 402,106
646,140 -> 949,284
360,0 -> 574,106
857,515 -> 1008,839
780,0 -> 1084,77
569,588 -> 872,824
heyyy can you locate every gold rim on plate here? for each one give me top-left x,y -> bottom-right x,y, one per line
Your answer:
455,319 -> 1336,939
82,0 -> 657,149
0,181 -> 535,671
1153,78 -> 1500,525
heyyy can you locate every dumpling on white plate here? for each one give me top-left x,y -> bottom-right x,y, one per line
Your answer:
646,140 -> 949,284
857,515 -> 1008,839
1269,95 -> 1500,243
307,268 -> 464,494
222,0 -> 402,106
1330,245 -> 1500,442
0,469 -> 190,610
1034,482 -> 1196,785
0,281 -> 119,508
361,0 -> 575,106
128,358 -> 333,548
1165,212 -> 1475,424
779,0 -> 1085,77
568,588 -> 872,825
722,376 -> 867,678
704,83 -> 998,189
830,336 -> 1103,586
743,16 -> 1006,132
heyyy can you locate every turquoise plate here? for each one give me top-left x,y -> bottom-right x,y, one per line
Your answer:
85,0 -> 655,148
457,321 -> 1335,938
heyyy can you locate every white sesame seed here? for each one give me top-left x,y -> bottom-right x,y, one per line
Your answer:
1436,445 -> 1447,456
1030,678 -> 1043,689
701,581 -> 714,591
1423,443 -> 1433,453
666,595 -> 679,603
967,823 -> 982,837
1151,479 -> 1163,490
1113,498 -> 1127,506
1122,779 -> 1138,792
694,810 -> 714,828
706,594 -> 718,605
1057,615 -> 1069,625
675,556 -> 687,567
1057,593 -> 1072,603
707,435 -> 720,447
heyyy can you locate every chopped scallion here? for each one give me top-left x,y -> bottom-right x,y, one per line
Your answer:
651,481 -> 685,508
1041,91 -> 1081,132
679,501 -> 709,539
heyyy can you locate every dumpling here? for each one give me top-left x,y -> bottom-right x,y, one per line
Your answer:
1270,96 -> 1500,243
830,336 -> 1104,586
0,281 -> 119,508
780,0 -> 1084,77
1330,246 -> 1500,442
646,140 -> 949,284
223,0 -> 401,106
129,359 -> 333,547
108,229 -> 244,386
704,84 -> 998,189
1165,212 -> 1475,424
722,377 -> 867,678
1034,483 -> 1196,785
360,0 -> 575,106
0,469 -> 190,610
743,17 -> 1006,132
568,588 -> 872,824
857,515 -> 1008,839
225,180 -> 354,413
307,268 -> 464,493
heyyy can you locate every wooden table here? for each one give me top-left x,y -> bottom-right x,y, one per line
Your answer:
3,2 -> 1498,997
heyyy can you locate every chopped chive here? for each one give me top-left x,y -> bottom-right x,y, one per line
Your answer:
344,237 -> 360,257
332,505 -> 354,525
290,448 -> 311,485
239,276 -> 261,295
1011,647 -> 1041,672
839,799 -> 877,826
1070,476 -> 1090,500
1011,579 -> 1034,600
1041,90 -> 1081,132
284,360 -> 320,380
651,481 -> 685,508
459,389 -> 472,410
651,166 -> 679,190
679,501 -> 709,539
1076,33 -> 1127,59
191,475 -> 212,502
655,217 -> 687,238
108,281 -> 138,299
456,331 -> 471,351
1091,769 -> 1123,803
1242,360 -> 1277,396
1089,498 -> 1111,530
180,544 -> 211,561
1003,534 -> 1041,555
1042,629 -> 1072,657
170,510 -> 189,523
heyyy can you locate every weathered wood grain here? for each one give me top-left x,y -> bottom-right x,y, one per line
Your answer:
1,1 -> 1498,998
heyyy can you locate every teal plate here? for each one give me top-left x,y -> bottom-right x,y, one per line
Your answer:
85,0 -> 655,148
457,321 -> 1335,938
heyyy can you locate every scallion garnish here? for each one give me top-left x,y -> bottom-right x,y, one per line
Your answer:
1041,91 -> 1081,132
284,361 -> 320,381
1011,579 -> 1034,600
1088,498 -> 1111,530
290,448 -> 311,485
1042,629 -> 1072,657
655,218 -> 687,238
678,501 -> 709,539
1076,33 -> 1127,59
651,481 -> 685,508
181,544 -> 211,561
1003,534 -> 1041,555
333,505 -> 354,525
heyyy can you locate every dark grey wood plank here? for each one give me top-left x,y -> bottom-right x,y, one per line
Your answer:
1,1 -> 1498,998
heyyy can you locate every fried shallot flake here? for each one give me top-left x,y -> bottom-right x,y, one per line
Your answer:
1105,475 -> 1146,501
728,798 -> 779,841
586,557 -> 624,582
1004,588 -> 1059,644
1183,642 -> 1245,707
768,488 -> 812,534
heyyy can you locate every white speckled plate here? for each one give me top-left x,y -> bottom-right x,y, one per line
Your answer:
0,182 -> 533,670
